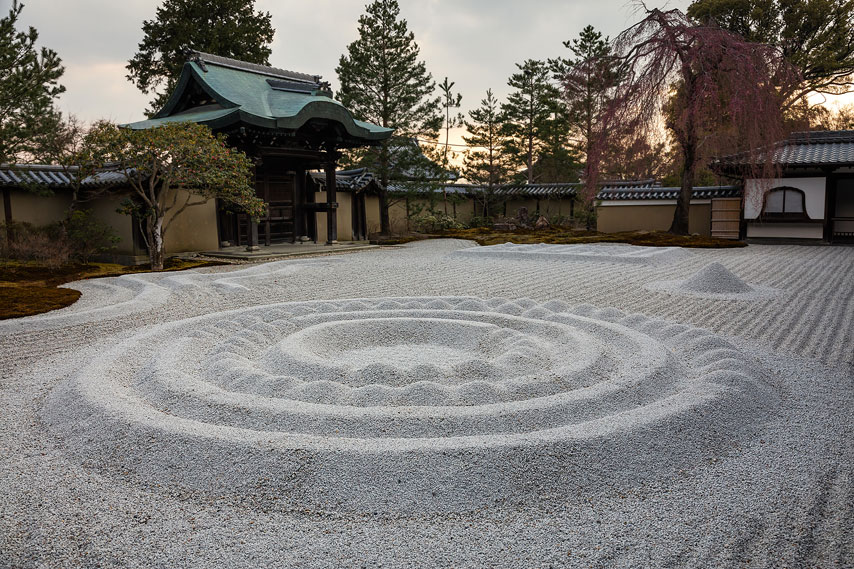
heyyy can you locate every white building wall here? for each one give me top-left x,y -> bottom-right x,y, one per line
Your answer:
744,177 -> 826,220
746,223 -> 823,239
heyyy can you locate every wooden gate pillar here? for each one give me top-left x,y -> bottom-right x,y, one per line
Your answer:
325,156 -> 338,245
247,220 -> 260,251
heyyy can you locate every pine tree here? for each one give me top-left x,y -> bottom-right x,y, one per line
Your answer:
438,77 -> 464,170
0,1 -> 64,165
550,26 -> 621,179
336,0 -> 442,235
126,0 -> 274,116
462,89 -> 512,217
500,60 -> 566,184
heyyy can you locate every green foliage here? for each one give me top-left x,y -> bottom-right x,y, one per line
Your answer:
810,103 -> 854,130
411,211 -> 463,233
549,26 -> 621,178
0,221 -> 71,267
438,77 -> 464,172
65,210 -> 121,263
463,89 -> 513,187
572,197 -> 598,231
126,0 -> 274,116
466,215 -> 494,229
0,1 -> 64,164
82,121 -> 262,270
500,60 -> 568,183
336,0 -> 442,233
687,0 -> 854,99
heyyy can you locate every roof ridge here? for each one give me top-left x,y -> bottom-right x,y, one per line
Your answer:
1,163 -> 71,171
187,49 -> 319,84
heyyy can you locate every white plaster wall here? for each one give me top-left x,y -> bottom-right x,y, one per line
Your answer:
744,178 -> 826,220
746,223 -> 823,239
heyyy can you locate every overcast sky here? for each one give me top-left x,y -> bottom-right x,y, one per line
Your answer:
10,0 -> 695,130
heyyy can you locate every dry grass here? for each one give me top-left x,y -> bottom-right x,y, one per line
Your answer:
0,258 -> 227,320
432,228 -> 747,248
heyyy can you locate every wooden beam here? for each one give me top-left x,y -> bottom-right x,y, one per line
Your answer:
325,157 -> 338,245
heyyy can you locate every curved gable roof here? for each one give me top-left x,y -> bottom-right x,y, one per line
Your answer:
124,51 -> 393,146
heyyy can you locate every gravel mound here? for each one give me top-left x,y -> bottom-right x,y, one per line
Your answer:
44,296 -> 778,513
681,262 -> 753,293
647,262 -> 779,301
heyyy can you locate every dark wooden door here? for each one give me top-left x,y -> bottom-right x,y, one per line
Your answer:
237,174 -> 296,245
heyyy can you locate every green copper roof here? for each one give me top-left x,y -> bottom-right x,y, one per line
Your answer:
124,52 -> 393,145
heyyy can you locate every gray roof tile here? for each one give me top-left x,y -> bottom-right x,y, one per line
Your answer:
0,165 -> 126,189
713,130 -> 854,169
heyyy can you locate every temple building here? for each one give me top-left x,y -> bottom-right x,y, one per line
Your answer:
125,50 -> 392,248
712,130 -> 854,242
1,51 -> 392,262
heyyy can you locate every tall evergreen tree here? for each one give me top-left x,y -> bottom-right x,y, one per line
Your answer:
336,0 -> 442,234
500,60 -> 566,183
462,89 -> 513,216
550,26 -> 621,182
0,1 -> 64,165
438,77 -> 464,171
126,0 -> 274,116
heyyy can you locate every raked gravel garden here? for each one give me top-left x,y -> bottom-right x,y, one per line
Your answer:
0,239 -> 852,568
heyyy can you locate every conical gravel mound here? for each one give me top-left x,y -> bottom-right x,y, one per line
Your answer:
679,262 -> 753,294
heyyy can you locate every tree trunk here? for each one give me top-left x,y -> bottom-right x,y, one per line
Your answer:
670,151 -> 695,235
379,188 -> 390,236
378,143 -> 391,236
148,216 -> 165,271
405,194 -> 411,232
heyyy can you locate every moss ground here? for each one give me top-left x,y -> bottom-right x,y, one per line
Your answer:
431,228 -> 747,248
0,258 -> 227,320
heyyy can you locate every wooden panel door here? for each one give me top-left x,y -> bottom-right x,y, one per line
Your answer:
711,198 -> 742,240
237,174 -> 296,245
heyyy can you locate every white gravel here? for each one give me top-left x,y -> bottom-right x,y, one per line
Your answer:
453,241 -> 691,265
1,239 -> 852,568
646,261 -> 781,300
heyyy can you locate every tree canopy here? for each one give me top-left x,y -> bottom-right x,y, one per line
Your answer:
462,89 -> 514,216
550,25 -> 623,185
438,77 -> 464,172
0,1 -> 64,165
500,59 -> 567,184
126,0 -> 275,116
83,122 -> 263,270
336,0 -> 442,234
687,0 -> 854,101
598,8 -> 798,234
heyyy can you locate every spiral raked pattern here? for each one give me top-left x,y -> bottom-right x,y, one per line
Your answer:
45,297 -> 776,511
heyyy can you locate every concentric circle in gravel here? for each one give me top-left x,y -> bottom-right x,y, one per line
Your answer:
44,296 -> 778,512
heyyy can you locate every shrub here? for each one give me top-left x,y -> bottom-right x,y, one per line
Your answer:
573,200 -> 598,230
0,221 -> 72,268
412,212 -> 463,232
0,211 -> 119,266
547,213 -> 572,228
466,215 -> 494,229
65,209 -> 120,263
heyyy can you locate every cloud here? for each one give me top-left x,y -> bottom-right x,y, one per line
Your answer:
13,0 -> 693,124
